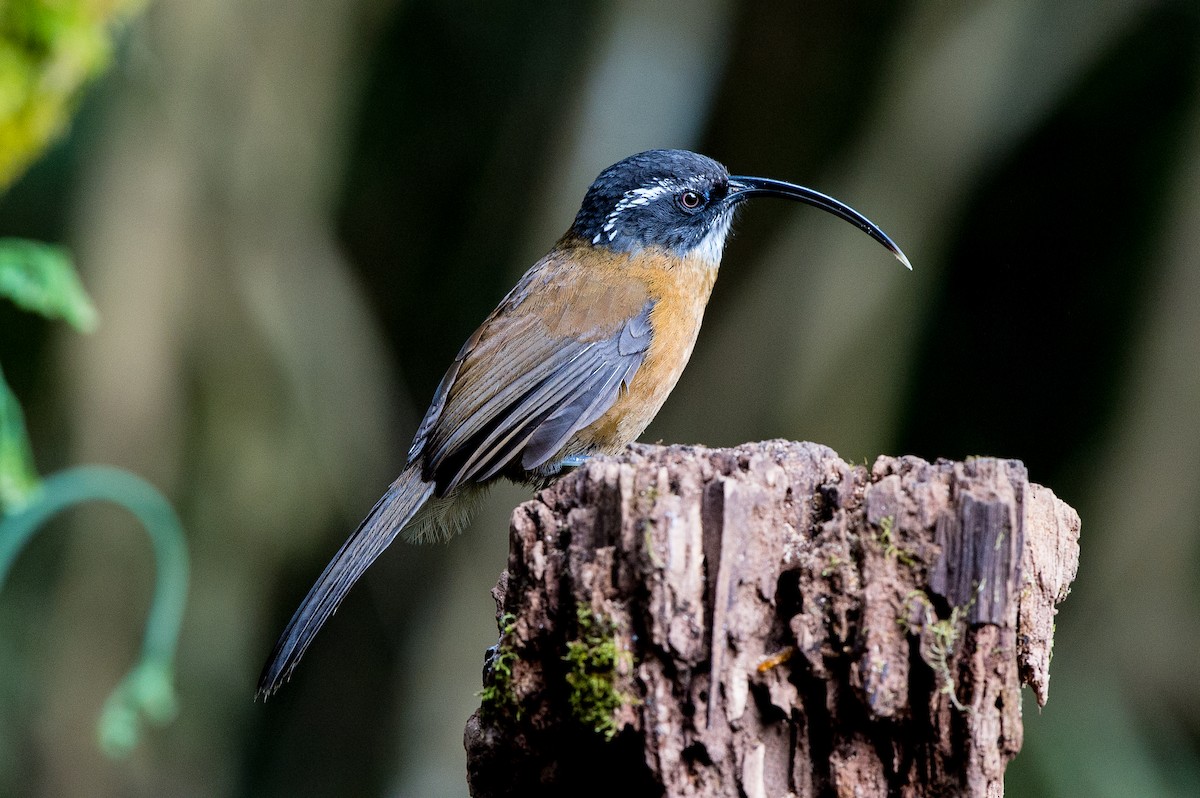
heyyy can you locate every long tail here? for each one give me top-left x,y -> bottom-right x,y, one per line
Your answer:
257,465 -> 435,698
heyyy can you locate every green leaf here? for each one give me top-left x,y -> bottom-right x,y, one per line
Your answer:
0,238 -> 97,332
0,365 -> 41,513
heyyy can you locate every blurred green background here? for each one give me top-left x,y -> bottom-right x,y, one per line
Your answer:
2,0 -> 1199,795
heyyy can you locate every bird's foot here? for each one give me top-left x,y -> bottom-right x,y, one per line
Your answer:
556,454 -> 591,469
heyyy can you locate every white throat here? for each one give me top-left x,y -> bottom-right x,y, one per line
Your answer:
691,210 -> 735,265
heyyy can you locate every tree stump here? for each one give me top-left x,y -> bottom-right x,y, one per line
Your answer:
464,441 -> 1080,797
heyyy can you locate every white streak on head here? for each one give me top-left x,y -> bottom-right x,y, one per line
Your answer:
615,179 -> 674,211
602,176 -> 690,233
597,173 -> 728,254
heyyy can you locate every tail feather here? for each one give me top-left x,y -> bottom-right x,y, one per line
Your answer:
257,467 -> 435,698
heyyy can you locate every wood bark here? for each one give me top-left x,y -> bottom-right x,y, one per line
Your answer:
464,441 -> 1080,797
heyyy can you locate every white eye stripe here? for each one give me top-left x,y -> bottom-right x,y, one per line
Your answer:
615,181 -> 675,211
601,174 -> 718,233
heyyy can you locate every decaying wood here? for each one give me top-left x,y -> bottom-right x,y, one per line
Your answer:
464,441 -> 1080,798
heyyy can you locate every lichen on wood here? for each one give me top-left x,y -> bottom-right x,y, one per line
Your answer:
465,441 -> 1081,798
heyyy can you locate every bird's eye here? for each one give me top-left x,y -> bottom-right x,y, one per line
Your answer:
678,190 -> 704,210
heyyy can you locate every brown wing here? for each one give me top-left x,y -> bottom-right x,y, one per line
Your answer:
410,286 -> 653,495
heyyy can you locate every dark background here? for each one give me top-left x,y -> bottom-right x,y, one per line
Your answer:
2,1 -> 1199,795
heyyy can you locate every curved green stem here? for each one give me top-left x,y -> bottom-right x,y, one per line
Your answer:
0,465 -> 189,757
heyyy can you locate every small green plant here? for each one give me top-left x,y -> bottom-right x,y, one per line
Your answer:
901,590 -> 971,713
563,605 -> 636,740
1,1 -> 182,760
927,606 -> 968,712
0,240 -> 188,758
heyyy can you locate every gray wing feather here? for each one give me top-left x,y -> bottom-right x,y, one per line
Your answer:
519,356 -> 640,470
618,307 -> 653,355
444,353 -> 606,486
421,299 -> 654,492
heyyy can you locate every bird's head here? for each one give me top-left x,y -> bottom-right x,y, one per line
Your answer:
569,149 -> 910,269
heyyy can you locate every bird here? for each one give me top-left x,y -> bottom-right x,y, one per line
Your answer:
257,149 -> 910,697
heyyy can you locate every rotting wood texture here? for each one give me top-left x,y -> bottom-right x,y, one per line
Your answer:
464,441 -> 1080,798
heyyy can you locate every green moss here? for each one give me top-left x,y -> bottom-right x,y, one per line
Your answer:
874,515 -> 917,567
478,612 -> 522,720
821,554 -> 846,577
563,606 -> 635,740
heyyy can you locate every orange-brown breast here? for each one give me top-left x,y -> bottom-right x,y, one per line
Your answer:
564,244 -> 720,455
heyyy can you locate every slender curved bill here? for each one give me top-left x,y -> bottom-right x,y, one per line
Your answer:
727,176 -> 912,270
